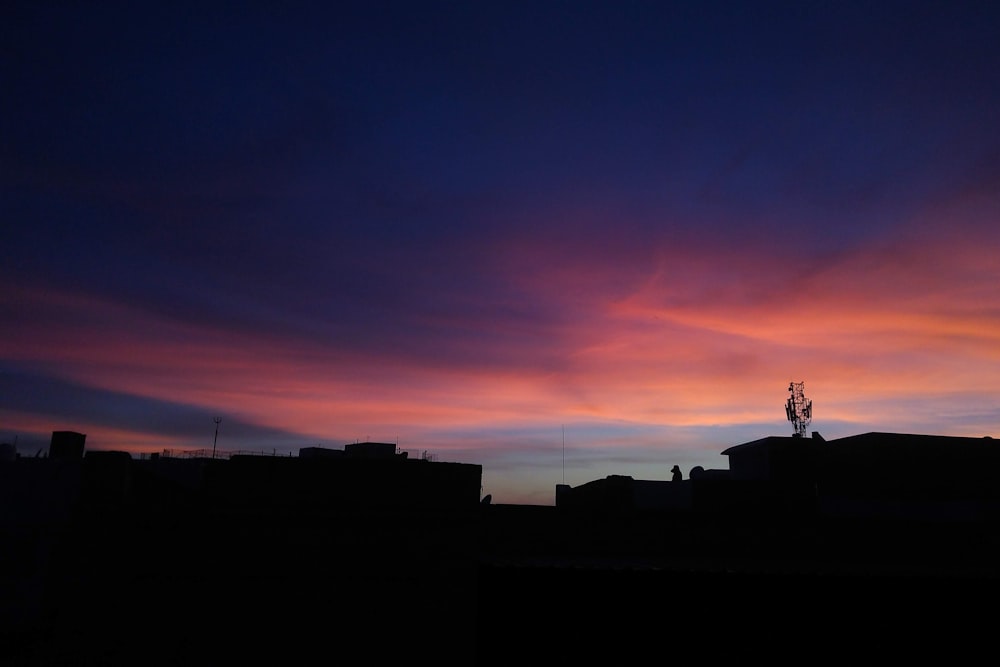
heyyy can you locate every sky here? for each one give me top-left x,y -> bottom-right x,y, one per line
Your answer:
3,1 -> 1000,505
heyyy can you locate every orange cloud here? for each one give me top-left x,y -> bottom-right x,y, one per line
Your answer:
4,198 -> 999,506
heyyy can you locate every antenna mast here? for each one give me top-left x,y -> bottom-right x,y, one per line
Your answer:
785,381 -> 812,438
212,417 -> 222,458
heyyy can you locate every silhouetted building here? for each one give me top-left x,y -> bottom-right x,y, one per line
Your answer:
556,474 -> 693,511
300,441 -> 408,460
688,465 -> 730,480
344,440 -> 404,459
557,430 -> 1000,521
298,445 -> 346,459
2,436 -> 483,667
49,431 -> 85,459
722,435 -> 814,481
721,431 -> 1000,520
207,452 -> 481,510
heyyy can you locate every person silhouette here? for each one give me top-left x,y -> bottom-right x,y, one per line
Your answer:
671,465 -> 682,481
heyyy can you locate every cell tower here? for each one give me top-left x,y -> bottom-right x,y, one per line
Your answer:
785,381 -> 812,438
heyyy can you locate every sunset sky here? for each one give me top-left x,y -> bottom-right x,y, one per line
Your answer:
4,1 -> 999,504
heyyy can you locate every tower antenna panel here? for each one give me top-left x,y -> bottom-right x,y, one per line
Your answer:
786,381 -> 812,438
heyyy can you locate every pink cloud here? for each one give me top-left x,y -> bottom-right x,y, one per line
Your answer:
4,193 -> 999,506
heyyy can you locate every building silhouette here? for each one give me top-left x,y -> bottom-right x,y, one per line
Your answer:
519,429 -> 1000,663
3,428 -> 1000,665
555,430 -> 1000,520
2,434 -> 481,666
48,430 -> 86,459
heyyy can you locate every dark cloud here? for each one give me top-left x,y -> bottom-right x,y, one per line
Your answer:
1,366 -> 304,447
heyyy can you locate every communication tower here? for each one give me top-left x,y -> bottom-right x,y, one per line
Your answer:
785,381 -> 812,437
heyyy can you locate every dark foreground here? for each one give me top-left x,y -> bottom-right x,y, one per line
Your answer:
5,500 -> 1000,665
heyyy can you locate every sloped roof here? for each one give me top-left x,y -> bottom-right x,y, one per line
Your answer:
721,432 -> 997,457
720,435 -> 802,456
834,431 -> 994,446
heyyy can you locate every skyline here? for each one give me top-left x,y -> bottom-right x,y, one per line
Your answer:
4,1 -> 1000,504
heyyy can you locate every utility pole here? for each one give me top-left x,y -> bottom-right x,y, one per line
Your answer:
213,417 -> 222,458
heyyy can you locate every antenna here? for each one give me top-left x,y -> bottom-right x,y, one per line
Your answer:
562,424 -> 565,485
785,382 -> 812,438
212,417 -> 222,458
